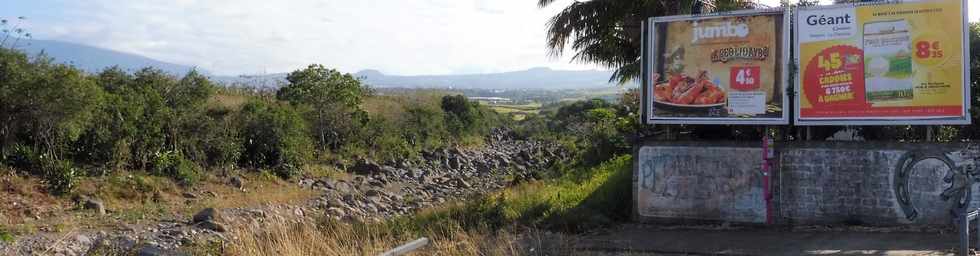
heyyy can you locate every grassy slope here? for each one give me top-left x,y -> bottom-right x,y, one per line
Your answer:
229,155 -> 634,255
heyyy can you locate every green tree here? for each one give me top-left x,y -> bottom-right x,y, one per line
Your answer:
441,94 -> 484,137
277,64 -> 367,150
4,54 -> 103,159
537,0 -> 755,83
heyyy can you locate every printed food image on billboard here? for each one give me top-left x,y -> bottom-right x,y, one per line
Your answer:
795,0 -> 970,125
647,10 -> 789,124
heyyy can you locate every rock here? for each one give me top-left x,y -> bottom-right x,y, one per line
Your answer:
453,178 -> 472,188
80,196 -> 106,215
449,157 -> 461,169
333,181 -> 353,193
137,245 -> 187,256
192,208 -> 222,223
326,207 -> 345,216
298,178 -> 315,188
326,198 -> 346,208
229,176 -> 245,190
365,189 -> 383,197
181,192 -> 198,199
198,220 -> 227,233
350,159 -> 382,175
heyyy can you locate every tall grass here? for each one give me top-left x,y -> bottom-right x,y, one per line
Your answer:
227,155 -> 633,255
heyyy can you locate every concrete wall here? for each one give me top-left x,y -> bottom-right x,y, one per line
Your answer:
636,144 -> 767,223
634,141 -> 978,226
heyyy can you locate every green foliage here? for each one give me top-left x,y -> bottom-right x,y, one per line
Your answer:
402,105 -> 450,150
0,53 -> 509,188
441,94 -> 493,138
0,50 -> 103,159
42,158 -> 78,195
0,228 -> 13,243
278,64 -> 368,150
238,100 -> 313,179
150,150 -> 200,185
517,98 -> 631,165
181,106 -> 242,169
365,155 -> 633,235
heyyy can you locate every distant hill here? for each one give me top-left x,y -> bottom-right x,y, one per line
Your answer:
14,39 -> 201,75
218,68 -> 618,90
9,39 -> 618,89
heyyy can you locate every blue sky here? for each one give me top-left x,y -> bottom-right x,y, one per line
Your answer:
1,0 -> 977,76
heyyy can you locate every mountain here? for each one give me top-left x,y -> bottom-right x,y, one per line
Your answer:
10,39 -> 618,89
15,39 -> 201,75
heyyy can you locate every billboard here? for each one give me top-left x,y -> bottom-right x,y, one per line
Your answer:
794,0 -> 970,125
644,9 -> 791,125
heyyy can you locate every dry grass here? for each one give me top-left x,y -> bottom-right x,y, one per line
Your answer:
225,217 -> 592,256
74,171 -> 319,220
211,93 -> 250,109
225,156 -> 637,256
0,171 -> 319,239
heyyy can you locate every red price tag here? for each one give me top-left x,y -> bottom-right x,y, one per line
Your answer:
730,66 -> 760,91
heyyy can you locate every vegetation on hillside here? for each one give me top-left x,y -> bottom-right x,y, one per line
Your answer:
0,48 -> 507,195
230,155 -> 634,255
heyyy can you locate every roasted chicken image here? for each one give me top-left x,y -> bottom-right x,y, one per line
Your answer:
653,71 -> 727,105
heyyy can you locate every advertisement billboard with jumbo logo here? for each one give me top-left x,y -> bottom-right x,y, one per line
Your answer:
643,9 -> 791,125
794,0 -> 970,125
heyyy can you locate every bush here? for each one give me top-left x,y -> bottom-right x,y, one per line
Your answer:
150,150 -> 200,185
42,158 -> 78,195
180,106 -> 242,170
401,105 -> 450,150
3,144 -> 38,173
238,100 -> 313,179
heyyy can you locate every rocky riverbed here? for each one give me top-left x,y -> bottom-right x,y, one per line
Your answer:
0,129 -> 566,255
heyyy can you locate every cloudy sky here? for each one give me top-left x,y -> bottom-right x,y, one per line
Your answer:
1,0 -> 977,76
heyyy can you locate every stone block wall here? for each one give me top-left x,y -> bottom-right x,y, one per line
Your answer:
634,141 -> 975,226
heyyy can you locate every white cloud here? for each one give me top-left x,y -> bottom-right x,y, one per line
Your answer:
16,0 -> 595,76
14,0 -> 976,76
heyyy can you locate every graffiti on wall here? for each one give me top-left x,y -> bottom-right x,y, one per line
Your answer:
894,146 -> 980,223
637,146 -> 766,223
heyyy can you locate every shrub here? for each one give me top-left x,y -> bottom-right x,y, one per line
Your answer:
42,158 -> 78,195
4,144 -> 38,173
150,150 -> 200,185
401,105 -> 449,150
238,100 -> 313,179
180,106 -> 242,170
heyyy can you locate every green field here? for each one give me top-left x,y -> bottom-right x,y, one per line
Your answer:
485,102 -> 542,120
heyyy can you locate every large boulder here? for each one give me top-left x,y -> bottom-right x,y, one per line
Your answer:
192,208 -> 222,223
350,159 -> 383,175
76,195 -> 106,215
192,208 -> 227,233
